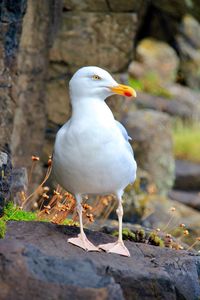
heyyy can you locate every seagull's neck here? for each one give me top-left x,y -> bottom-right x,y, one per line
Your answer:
71,97 -> 114,122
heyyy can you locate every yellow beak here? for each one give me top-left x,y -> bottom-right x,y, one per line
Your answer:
110,84 -> 137,98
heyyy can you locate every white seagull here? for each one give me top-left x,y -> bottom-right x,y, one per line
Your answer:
53,66 -> 137,257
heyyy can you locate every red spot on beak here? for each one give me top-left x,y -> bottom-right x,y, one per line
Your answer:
124,91 -> 132,97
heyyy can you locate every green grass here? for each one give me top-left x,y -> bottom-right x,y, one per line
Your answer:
62,219 -> 79,226
173,122 -> 200,163
3,202 -> 37,222
0,202 -> 37,238
0,202 -> 76,239
112,228 -> 165,247
0,219 -> 6,238
149,232 -> 164,247
112,228 -> 136,241
129,72 -> 172,99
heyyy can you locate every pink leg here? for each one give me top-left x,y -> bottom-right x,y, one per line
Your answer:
68,195 -> 99,252
98,191 -> 130,257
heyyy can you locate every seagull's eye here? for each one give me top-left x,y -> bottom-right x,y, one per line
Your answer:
92,75 -> 101,80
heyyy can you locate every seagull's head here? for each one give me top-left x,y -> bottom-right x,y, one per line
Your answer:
69,66 -> 137,101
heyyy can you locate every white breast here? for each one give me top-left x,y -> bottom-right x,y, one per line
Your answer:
53,99 -> 137,195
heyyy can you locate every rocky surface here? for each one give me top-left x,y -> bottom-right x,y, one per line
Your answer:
120,183 -> 200,239
0,151 -> 12,216
0,221 -> 200,300
152,0 -> 200,21
176,14 -> 200,89
11,0 -> 62,181
63,0 -> 147,13
174,160 -> 200,191
169,190 -> 200,211
138,195 -> 200,238
50,12 -> 137,74
135,86 -> 200,122
11,167 -> 28,205
123,110 -> 175,194
134,38 -> 179,84
0,0 -> 27,150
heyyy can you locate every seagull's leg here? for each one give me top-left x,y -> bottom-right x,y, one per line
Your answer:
98,190 -> 130,257
68,194 -> 99,252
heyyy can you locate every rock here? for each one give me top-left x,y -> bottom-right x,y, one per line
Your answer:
168,190 -> 200,211
167,84 -> 200,121
174,160 -> 200,191
132,193 -> 200,243
63,0 -> 147,14
11,0 -> 62,183
63,0 -> 108,12
176,15 -> 200,89
46,79 -> 71,125
180,14 -> 200,49
135,38 -> 179,84
123,110 -> 175,194
0,151 -> 12,216
135,85 -> 200,122
152,1 -> 192,19
0,0 -> 27,150
135,92 -> 192,121
128,61 -> 146,79
106,0 -> 146,13
46,63 -> 71,125
49,12 -> 137,73
1,221 -> 200,300
191,0 -> 200,22
11,167 -> 28,205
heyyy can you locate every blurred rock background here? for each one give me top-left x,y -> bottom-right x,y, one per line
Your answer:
1,0 -> 200,241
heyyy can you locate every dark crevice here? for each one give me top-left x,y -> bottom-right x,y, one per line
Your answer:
134,4 -> 181,56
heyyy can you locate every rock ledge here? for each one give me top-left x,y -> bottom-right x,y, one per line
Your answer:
0,221 -> 200,300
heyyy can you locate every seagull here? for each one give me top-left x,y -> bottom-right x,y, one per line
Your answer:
52,66 -> 137,256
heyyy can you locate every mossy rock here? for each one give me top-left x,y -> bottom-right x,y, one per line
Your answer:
0,219 -> 6,238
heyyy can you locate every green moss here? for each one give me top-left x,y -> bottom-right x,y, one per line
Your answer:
149,232 -> 164,247
129,78 -> 144,91
112,228 -> 136,241
129,73 -> 172,99
3,202 -> 36,222
173,121 -> 200,163
0,202 -> 77,239
62,219 -> 79,226
112,228 -> 165,247
0,219 -> 6,238
135,229 -> 146,242
0,202 -> 38,238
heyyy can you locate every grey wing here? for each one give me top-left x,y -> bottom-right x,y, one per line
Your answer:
115,120 -> 132,141
115,120 -> 133,155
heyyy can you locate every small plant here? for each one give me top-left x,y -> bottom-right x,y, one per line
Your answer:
112,228 -> 136,241
129,72 -> 172,99
0,219 -> 6,238
3,202 -> 36,222
135,229 -> 146,242
0,201 -> 38,239
149,232 -> 164,247
173,121 -> 200,163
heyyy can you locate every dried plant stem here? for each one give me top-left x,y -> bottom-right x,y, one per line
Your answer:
28,161 -> 36,185
22,164 -> 52,209
100,201 -> 116,224
162,215 -> 175,232
187,241 -> 198,252
141,208 -> 155,221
